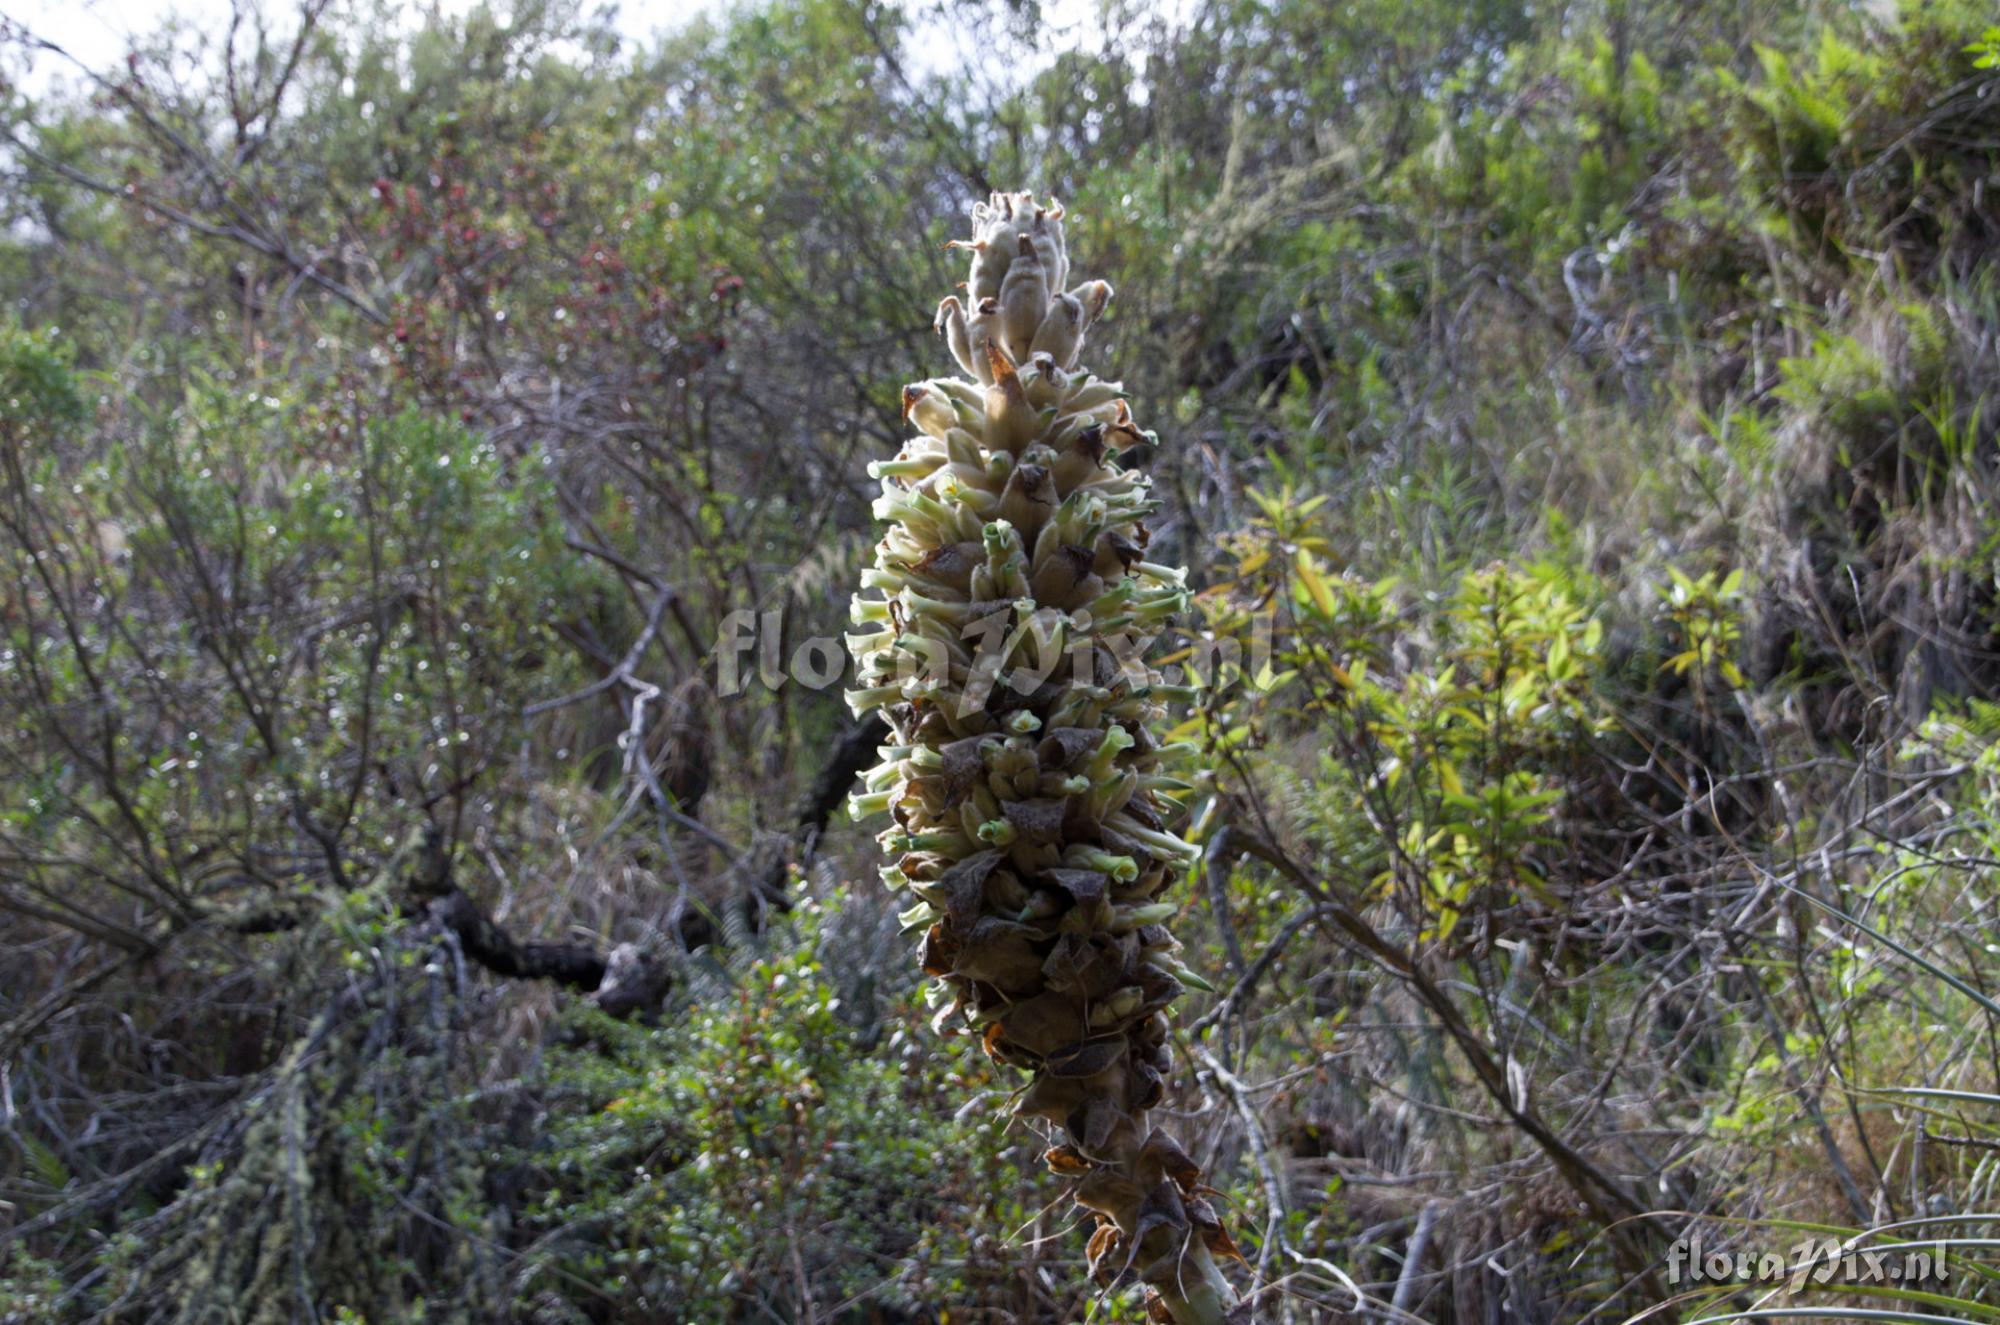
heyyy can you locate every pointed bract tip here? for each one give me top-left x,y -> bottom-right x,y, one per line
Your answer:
985,339 -> 1018,381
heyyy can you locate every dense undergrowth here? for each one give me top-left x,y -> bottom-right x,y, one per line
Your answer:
3,0 -> 2000,1321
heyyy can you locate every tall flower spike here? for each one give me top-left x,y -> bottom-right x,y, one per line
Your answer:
848,191 -> 1240,1325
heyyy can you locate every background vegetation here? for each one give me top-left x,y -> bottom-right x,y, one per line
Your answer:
2,0 -> 1999,1320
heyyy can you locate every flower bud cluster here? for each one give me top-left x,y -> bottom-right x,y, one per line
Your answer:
847,192 -> 1238,1322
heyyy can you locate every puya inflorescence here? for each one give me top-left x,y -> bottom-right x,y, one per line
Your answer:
846,191 -> 1241,1324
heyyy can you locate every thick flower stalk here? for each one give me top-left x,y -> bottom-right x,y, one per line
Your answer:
846,192 -> 1239,1324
